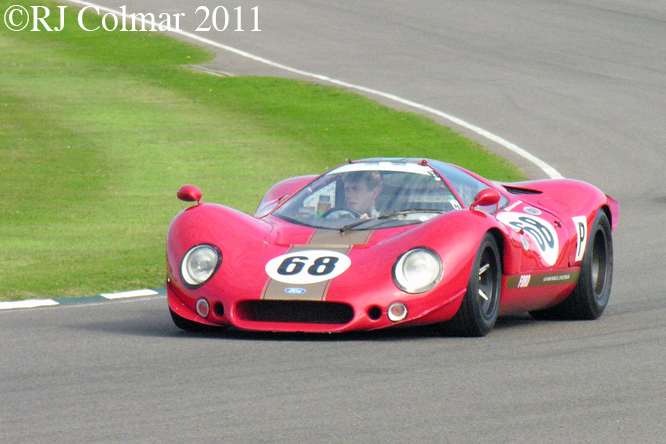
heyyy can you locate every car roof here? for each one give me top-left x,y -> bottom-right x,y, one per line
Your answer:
352,158 -> 474,178
355,157 -> 428,164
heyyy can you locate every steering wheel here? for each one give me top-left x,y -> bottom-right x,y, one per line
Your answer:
322,208 -> 362,219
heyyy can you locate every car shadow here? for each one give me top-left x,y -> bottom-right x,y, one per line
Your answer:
165,314 -> 537,342
71,304 -> 539,341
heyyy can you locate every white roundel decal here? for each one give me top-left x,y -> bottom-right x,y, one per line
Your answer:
497,212 -> 559,266
265,250 -> 352,285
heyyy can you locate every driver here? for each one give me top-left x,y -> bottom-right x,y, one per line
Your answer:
342,171 -> 382,219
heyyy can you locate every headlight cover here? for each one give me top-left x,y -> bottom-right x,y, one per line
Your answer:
393,248 -> 442,293
181,244 -> 221,289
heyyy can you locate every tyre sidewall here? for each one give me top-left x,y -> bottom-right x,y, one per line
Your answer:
576,210 -> 613,319
464,234 -> 502,335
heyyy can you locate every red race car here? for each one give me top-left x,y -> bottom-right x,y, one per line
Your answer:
166,158 -> 618,336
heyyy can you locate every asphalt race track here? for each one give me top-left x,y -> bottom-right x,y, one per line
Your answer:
3,1 -> 666,442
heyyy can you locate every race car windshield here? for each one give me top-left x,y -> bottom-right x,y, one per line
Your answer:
272,163 -> 463,230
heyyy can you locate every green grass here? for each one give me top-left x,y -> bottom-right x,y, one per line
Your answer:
0,0 -> 525,301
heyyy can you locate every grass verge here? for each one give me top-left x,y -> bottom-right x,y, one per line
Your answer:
0,0 -> 525,301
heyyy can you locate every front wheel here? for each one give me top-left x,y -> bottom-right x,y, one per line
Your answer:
530,210 -> 613,320
444,233 -> 502,337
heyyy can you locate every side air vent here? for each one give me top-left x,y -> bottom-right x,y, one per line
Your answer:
503,185 -> 543,195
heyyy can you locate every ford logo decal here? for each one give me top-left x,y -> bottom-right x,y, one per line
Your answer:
284,288 -> 306,294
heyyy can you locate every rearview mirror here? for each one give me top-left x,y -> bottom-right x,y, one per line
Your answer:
470,188 -> 501,211
177,185 -> 203,204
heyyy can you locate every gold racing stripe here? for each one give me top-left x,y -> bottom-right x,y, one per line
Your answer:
306,229 -> 374,247
261,229 -> 373,301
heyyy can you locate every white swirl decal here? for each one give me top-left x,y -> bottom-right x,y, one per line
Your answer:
497,213 -> 559,266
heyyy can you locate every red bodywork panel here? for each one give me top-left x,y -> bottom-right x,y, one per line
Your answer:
167,161 -> 618,333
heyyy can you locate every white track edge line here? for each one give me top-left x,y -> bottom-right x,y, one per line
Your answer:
0,291 -> 165,311
64,0 -> 563,179
0,300 -> 60,310
100,289 -> 159,299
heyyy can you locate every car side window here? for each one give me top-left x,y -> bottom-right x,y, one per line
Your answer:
439,166 -> 508,214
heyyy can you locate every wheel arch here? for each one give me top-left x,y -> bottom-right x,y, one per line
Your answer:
487,227 -> 505,274
600,204 -> 613,231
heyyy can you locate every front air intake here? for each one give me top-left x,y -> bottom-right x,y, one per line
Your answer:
236,300 -> 354,324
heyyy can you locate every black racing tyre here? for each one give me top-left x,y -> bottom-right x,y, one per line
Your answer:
530,210 -> 613,321
170,308 -> 228,332
444,233 -> 502,337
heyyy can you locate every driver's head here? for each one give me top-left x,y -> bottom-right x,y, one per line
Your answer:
342,171 -> 382,215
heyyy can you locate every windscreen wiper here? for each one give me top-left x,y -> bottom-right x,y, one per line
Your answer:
339,208 -> 443,234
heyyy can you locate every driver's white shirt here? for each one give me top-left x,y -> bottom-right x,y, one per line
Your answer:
363,208 -> 380,219
326,207 -> 379,219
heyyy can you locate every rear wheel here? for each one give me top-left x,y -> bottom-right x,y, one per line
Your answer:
530,210 -> 613,320
445,233 -> 502,337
